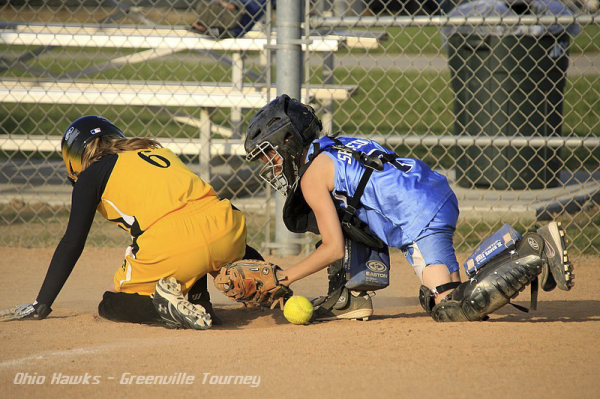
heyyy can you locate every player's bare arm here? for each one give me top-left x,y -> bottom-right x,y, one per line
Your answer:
279,153 -> 344,285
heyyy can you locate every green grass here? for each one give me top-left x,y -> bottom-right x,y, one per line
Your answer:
455,204 -> 600,255
381,26 -> 444,55
0,201 -> 271,249
1,33 -> 598,251
325,67 -> 599,169
3,201 -> 598,254
571,24 -> 600,54
2,60 -> 598,169
0,102 -> 235,139
0,202 -> 129,247
1,23 -> 597,63
330,67 -> 454,136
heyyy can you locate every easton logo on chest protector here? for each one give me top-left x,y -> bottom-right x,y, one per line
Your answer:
366,260 -> 387,273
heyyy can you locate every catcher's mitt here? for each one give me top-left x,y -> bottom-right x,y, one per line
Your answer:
214,260 -> 293,308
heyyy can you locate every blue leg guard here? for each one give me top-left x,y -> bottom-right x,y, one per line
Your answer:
431,233 -> 544,322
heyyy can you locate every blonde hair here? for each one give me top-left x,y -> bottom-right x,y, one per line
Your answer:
82,136 -> 162,170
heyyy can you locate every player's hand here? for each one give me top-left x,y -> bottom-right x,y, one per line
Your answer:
0,302 -> 52,321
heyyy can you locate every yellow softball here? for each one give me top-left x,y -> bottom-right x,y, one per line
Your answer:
283,295 -> 313,325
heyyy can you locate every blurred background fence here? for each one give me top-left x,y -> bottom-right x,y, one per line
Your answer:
0,0 -> 598,254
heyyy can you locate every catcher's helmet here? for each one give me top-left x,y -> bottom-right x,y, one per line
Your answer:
245,94 -> 322,196
61,115 -> 125,184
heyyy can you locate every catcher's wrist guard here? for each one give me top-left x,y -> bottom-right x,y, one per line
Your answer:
214,260 -> 293,309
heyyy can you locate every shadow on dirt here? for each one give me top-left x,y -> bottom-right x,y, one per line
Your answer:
488,300 -> 600,323
210,304 -> 287,330
203,299 -> 600,328
372,300 -> 600,322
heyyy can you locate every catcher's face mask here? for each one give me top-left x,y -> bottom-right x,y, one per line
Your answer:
244,95 -> 322,197
248,141 -> 292,196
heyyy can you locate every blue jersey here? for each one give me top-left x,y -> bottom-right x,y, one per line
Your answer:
306,136 -> 455,248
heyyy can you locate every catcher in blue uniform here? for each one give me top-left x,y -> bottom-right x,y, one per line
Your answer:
214,95 -> 575,322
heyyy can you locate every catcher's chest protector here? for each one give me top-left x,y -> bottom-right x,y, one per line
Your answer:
343,239 -> 390,291
286,136 -> 456,249
431,232 -> 545,322
282,137 -> 393,249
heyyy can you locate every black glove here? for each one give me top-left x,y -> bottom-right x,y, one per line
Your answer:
0,302 -> 52,321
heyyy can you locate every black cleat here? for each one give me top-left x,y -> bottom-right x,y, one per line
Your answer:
311,288 -> 373,322
537,222 -> 575,291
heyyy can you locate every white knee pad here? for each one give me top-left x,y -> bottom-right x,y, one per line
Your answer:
404,242 -> 426,283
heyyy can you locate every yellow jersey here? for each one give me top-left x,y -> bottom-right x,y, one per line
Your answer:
97,147 -> 217,236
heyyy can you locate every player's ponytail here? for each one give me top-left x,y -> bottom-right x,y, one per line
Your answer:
82,136 -> 162,170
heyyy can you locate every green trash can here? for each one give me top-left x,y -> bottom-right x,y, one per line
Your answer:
444,0 -> 578,190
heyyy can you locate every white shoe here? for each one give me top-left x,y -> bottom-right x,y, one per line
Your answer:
312,288 -> 373,322
152,277 -> 212,330
536,222 -> 574,291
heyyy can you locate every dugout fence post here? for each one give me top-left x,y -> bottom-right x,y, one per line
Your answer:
273,0 -> 304,256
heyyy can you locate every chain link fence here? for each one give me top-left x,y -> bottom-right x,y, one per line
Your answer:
0,1 -> 598,254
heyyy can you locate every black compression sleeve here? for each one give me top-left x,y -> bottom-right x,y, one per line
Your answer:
35,155 -> 117,307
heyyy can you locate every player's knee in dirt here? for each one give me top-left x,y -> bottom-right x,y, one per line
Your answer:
98,291 -> 161,325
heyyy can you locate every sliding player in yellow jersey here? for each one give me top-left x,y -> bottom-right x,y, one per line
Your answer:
1,115 -> 260,330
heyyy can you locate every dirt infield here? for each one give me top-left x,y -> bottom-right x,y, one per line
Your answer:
1,246 -> 599,399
